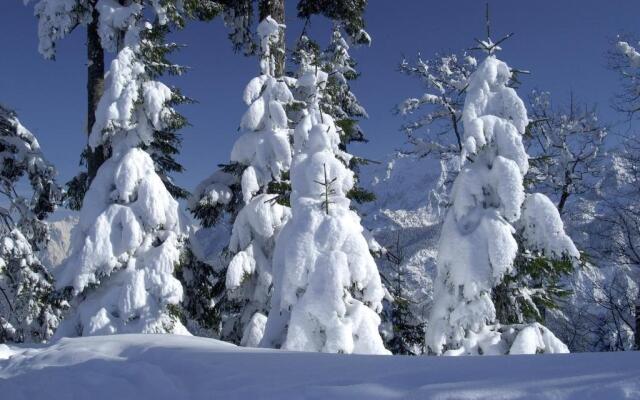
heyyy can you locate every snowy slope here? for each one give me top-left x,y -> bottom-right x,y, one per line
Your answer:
0,334 -> 638,400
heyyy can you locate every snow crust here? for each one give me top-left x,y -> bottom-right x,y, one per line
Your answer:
1,334 -> 638,400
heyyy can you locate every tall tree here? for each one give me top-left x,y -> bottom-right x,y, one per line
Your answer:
26,0 -> 220,209
186,0 -> 373,344
54,6 -> 193,337
260,58 -> 388,354
0,105 -> 63,343
185,17 -> 293,344
425,32 -> 572,355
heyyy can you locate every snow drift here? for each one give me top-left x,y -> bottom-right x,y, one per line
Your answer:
0,334 -> 638,400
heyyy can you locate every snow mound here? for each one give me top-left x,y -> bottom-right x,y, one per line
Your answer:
0,334 -> 638,399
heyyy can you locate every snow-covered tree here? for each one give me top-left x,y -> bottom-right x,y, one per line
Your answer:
24,0 -> 221,209
185,2 -> 373,345
297,0 -> 371,45
260,60 -> 388,354
0,105 -> 64,343
425,42 -> 572,355
319,26 -> 374,205
185,17 -> 293,344
54,15 -> 189,337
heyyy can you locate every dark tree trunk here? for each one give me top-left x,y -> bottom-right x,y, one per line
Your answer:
635,299 -> 640,350
86,2 -> 105,183
557,190 -> 569,215
258,0 -> 286,77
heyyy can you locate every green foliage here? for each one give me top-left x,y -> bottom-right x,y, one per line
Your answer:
266,178 -> 292,207
175,247 -> 226,335
494,243 -> 575,325
64,171 -> 89,211
335,118 -> 365,147
380,234 -> 425,355
384,295 -> 426,355
189,163 -> 244,228
297,0 -> 370,45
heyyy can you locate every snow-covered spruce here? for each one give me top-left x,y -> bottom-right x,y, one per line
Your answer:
185,16 -> 293,344
260,64 -> 388,355
0,106 -> 63,343
54,22 -> 188,337
25,0 -> 219,59
425,54 -> 571,356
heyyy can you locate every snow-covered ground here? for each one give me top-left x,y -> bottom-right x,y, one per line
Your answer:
0,334 -> 638,400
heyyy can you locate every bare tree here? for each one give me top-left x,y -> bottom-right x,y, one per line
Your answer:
526,91 -> 607,214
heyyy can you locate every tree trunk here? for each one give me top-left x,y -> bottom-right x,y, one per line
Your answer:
635,297 -> 640,350
258,0 -> 286,77
86,2 -> 106,183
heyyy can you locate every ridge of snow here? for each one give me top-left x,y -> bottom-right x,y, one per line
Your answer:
0,334 -> 638,400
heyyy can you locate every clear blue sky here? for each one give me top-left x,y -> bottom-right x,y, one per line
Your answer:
1,0 -> 638,193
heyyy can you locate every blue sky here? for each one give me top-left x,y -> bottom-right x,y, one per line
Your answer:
1,0 -> 638,194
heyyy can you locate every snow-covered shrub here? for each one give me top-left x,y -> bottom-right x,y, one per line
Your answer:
0,105 -> 63,343
260,62 -> 388,355
425,52 -> 571,356
54,18 -> 188,337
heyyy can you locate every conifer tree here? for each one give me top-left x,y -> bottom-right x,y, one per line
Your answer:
260,60 -> 388,354
319,26 -> 374,204
185,17 -> 293,343
185,0 -> 372,344
54,9 -> 190,337
0,105 -> 64,343
425,24 -> 573,356
25,0 -> 221,209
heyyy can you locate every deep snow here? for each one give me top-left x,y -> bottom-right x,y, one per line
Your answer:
0,334 -> 638,400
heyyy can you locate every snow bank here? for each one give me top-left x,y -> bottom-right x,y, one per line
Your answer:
0,334 -> 638,400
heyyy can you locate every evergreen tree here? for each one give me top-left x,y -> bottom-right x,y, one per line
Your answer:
185,17 -> 293,343
260,59 -> 388,354
379,233 -> 425,355
0,105 -> 64,343
185,1 -> 372,344
25,0 -> 221,209
54,12 -> 189,337
425,30 -> 572,355
319,26 -> 374,205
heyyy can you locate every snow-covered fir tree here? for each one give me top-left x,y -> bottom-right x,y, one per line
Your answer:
425,37 -> 573,355
366,50 -> 478,354
185,16 -> 293,344
25,0 -> 221,209
260,59 -> 388,354
54,13 -> 190,336
0,105 -> 64,343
